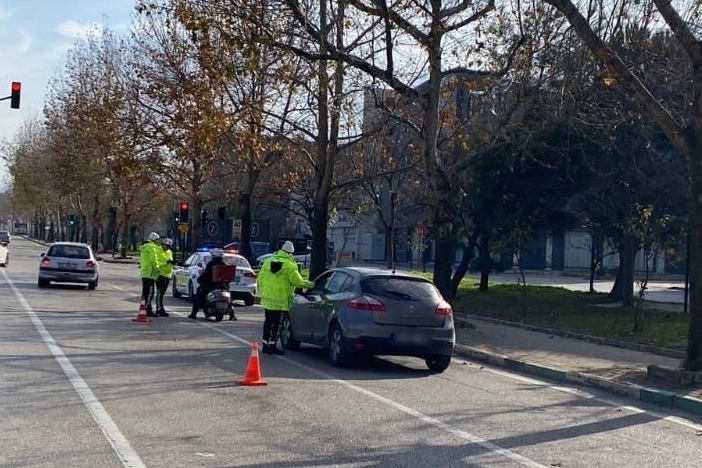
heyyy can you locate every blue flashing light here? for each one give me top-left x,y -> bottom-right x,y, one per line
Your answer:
196,247 -> 211,252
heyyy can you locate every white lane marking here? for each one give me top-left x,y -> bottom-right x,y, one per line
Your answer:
468,361 -> 702,431
112,284 -> 702,435
3,271 -> 146,468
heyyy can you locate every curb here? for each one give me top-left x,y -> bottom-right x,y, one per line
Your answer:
454,344 -> 702,418
460,315 -> 686,359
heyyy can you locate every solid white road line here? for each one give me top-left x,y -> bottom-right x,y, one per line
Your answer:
3,270 -> 146,468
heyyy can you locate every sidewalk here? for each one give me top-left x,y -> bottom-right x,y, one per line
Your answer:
453,316 -> 702,418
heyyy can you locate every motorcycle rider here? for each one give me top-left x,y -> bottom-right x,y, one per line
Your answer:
188,248 -> 225,320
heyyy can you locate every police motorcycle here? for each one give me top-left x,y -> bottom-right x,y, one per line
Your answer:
203,264 -> 237,322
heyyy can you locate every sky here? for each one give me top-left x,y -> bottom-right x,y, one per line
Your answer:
0,0 -> 135,189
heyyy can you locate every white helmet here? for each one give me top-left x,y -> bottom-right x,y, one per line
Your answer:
148,232 -> 160,241
162,238 -> 173,246
210,248 -> 224,258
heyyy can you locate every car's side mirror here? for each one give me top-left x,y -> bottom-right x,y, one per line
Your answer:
40,252 -> 45,257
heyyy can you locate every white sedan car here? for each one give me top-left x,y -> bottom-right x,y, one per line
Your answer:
172,250 -> 258,306
0,242 -> 8,267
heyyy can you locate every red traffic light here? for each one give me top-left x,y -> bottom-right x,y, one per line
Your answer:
180,202 -> 189,210
10,81 -> 21,109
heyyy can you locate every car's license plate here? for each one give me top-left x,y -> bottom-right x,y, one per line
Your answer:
59,262 -> 75,269
394,331 -> 429,345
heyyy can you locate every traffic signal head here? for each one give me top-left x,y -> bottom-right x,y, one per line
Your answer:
179,202 -> 190,223
10,82 -> 20,109
68,214 -> 75,226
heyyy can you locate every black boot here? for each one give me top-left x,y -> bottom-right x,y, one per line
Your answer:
261,344 -> 273,354
146,306 -> 157,317
158,309 -> 169,317
270,344 -> 285,355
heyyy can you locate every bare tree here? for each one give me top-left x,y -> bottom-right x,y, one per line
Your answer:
541,0 -> 702,372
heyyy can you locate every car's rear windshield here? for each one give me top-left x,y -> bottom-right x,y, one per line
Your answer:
223,256 -> 251,268
361,276 -> 441,301
48,245 -> 91,259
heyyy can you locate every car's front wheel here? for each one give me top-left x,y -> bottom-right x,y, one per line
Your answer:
173,280 -> 182,298
244,295 -> 255,306
280,315 -> 301,350
425,354 -> 452,373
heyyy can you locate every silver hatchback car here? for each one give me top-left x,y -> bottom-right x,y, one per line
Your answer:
38,242 -> 101,290
280,267 -> 456,372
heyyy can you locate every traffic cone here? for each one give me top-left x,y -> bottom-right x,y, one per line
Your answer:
238,341 -> 268,386
132,295 -> 152,323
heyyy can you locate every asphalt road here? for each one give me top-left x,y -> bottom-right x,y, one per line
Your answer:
1,237 -> 701,468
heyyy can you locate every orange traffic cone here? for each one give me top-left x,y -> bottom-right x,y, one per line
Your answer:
132,295 -> 152,323
238,342 -> 268,386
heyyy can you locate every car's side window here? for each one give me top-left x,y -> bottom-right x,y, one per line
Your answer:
325,272 -> 352,294
312,272 -> 335,293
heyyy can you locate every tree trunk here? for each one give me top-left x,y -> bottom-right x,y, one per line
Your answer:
478,235 -> 491,292
239,193 -> 252,260
686,135 -> 702,371
450,233 -> 478,298
609,237 -> 636,306
309,196 -> 329,280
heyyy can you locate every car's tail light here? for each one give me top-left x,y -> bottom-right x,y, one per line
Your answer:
346,295 -> 386,311
435,300 -> 453,316
244,271 -> 257,278
40,257 -> 51,266
86,260 -> 96,268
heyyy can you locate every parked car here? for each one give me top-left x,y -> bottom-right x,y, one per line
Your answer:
172,249 -> 258,306
38,242 -> 101,289
279,267 -> 456,372
0,241 -> 8,267
0,230 -> 10,244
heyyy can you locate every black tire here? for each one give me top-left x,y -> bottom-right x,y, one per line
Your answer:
38,278 -> 49,288
172,280 -> 182,298
425,354 -> 452,373
280,315 -> 301,350
328,322 -> 352,367
213,312 -> 224,322
188,281 -> 195,303
244,296 -> 255,306
88,280 -> 97,290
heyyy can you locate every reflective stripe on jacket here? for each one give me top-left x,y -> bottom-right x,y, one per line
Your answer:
139,240 -> 161,280
258,250 -> 314,311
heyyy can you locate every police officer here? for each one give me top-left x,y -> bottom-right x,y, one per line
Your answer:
188,248 -> 226,319
155,238 -> 175,317
257,241 -> 314,355
140,232 -> 161,317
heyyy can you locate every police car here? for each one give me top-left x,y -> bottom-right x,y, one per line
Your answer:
172,249 -> 258,306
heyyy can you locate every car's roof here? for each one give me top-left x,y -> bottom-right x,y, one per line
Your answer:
330,267 -> 429,280
49,241 -> 92,247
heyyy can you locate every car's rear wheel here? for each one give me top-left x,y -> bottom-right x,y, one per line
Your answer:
38,278 -> 49,288
88,279 -> 97,290
280,315 -> 301,350
328,323 -> 352,367
425,354 -> 452,373
173,280 -> 182,298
